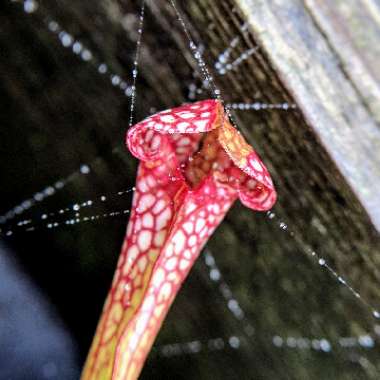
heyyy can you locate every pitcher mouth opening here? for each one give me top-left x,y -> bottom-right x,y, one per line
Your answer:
181,129 -> 259,193
127,99 -> 276,211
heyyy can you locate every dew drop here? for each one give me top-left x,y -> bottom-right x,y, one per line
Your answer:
81,49 -> 92,61
72,41 -> 83,54
210,268 -> 221,281
48,21 -> 59,32
44,186 -> 55,196
228,336 -> 240,349
54,181 -> 64,189
34,193 -> 44,201
358,335 -> 374,348
15,206 -> 23,214
111,75 -> 121,86
272,336 -> 283,347
125,87 -> 133,97
60,33 -> 73,47
205,254 -> 215,267
21,200 -> 32,209
24,0 -> 38,14
320,339 -> 331,352
80,164 -> 90,174
98,63 -> 108,74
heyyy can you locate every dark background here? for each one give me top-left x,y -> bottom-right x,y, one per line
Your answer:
1,1 -> 380,379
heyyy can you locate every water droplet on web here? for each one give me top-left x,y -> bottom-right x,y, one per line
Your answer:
14,206 -> 23,214
44,187 -> 55,196
205,253 -> 215,267
286,337 -> 297,348
320,339 -> 331,352
59,32 -> 73,48
273,336 -> 283,347
22,200 -> 32,209
98,63 -> 107,74
338,276 -> 346,284
34,192 -> 44,201
48,21 -> 59,32
72,41 -> 83,54
111,75 -> 121,86
80,164 -> 90,174
311,339 -> 320,350
54,181 -> 65,189
358,335 -> 374,348
24,0 -> 38,14
128,0 -> 145,127
81,50 -> 92,61
228,336 -> 240,349
210,268 -> 221,281
318,258 -> 326,266
227,102 -> 296,111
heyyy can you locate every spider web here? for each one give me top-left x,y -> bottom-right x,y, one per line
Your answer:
1,1 -> 380,379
